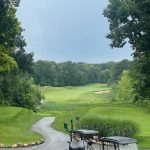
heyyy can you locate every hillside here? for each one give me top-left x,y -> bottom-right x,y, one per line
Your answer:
0,107 -> 42,145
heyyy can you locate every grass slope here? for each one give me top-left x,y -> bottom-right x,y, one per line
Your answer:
0,107 -> 42,145
40,83 -> 150,149
84,105 -> 150,148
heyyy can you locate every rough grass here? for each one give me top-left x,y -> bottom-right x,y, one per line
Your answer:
79,117 -> 138,137
40,83 -> 150,149
84,105 -> 150,148
0,107 -> 42,145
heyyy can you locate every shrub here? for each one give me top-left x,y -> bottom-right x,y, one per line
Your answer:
78,117 -> 138,137
0,73 -> 42,111
113,70 -> 134,102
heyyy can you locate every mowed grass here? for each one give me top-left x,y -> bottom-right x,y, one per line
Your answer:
40,84 -> 111,103
40,83 -> 150,149
0,107 -> 42,145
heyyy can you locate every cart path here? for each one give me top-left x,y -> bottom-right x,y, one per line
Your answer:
1,117 -> 69,150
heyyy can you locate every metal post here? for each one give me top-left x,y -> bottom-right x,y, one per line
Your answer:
70,119 -> 73,131
102,140 -> 105,150
75,116 -> 80,129
70,131 -> 72,142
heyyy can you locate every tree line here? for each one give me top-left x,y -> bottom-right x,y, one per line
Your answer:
33,60 -> 130,86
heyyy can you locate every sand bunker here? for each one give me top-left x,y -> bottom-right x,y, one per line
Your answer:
93,90 -> 110,94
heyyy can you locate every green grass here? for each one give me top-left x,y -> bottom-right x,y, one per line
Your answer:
40,84 -> 111,131
83,106 -> 150,148
40,83 -> 150,149
1,83 -> 150,148
0,107 -> 43,145
40,84 -> 111,103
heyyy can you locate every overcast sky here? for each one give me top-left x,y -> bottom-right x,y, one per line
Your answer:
16,0 -> 133,63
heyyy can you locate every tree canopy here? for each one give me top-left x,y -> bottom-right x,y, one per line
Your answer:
0,0 -> 42,110
104,0 -> 150,99
33,60 -> 129,87
0,0 -> 26,73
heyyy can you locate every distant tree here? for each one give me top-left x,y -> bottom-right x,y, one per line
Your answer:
34,61 -> 57,86
99,69 -> 110,83
33,60 -> 125,86
104,0 -> 150,99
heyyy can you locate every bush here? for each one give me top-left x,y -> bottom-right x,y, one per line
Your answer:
79,117 -> 138,137
0,73 -> 42,111
135,99 -> 150,111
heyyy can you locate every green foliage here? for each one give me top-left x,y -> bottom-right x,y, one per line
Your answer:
108,59 -> 131,84
0,73 -> 41,110
130,60 -> 150,100
34,60 -> 130,86
79,117 -> 138,137
114,70 -> 134,102
0,0 -> 42,111
12,49 -> 34,74
0,51 -> 17,73
104,0 -> 150,99
0,0 -> 26,51
0,0 -> 26,72
0,49 -> 41,110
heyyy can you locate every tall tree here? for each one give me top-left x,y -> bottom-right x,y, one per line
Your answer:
0,0 -> 26,73
104,0 -> 150,99
12,49 -> 34,74
0,0 -> 42,110
109,59 -> 131,84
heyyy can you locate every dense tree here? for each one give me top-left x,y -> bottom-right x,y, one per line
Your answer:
0,0 -> 42,110
0,47 -> 17,73
104,0 -> 150,99
0,73 -> 41,110
108,59 -> 131,84
12,49 -> 34,74
0,0 -> 25,49
0,0 -> 26,73
33,60 -> 128,87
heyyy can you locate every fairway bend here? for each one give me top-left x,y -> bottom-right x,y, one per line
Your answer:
2,117 -> 69,150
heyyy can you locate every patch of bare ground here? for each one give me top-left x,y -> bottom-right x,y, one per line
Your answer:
93,90 -> 111,94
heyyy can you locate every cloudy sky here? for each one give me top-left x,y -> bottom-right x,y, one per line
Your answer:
17,0 -> 133,63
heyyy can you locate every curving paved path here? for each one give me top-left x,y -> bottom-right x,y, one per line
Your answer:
1,117 -> 69,150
